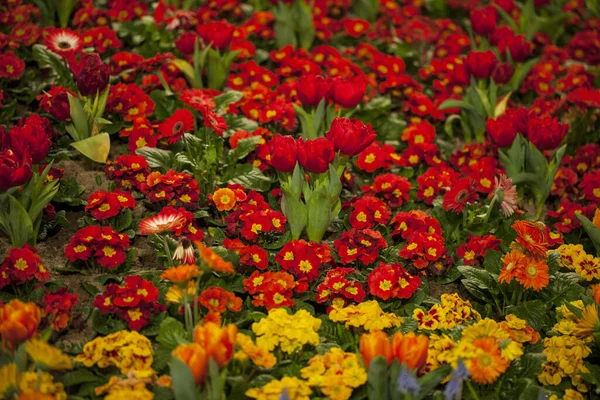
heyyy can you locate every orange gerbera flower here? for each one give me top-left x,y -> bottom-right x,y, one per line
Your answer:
468,338 -> 509,384
212,188 -> 237,211
499,250 -> 526,284
511,220 -> 551,256
160,264 -> 201,284
515,257 -> 549,291
194,241 -> 235,274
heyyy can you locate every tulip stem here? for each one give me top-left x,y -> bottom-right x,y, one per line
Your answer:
162,235 -> 174,268
466,380 -> 481,400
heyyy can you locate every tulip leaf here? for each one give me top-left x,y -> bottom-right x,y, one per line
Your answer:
367,356 -> 389,400
170,357 -> 198,400
576,213 -> 600,256
8,195 -> 33,248
70,132 -> 110,164
172,59 -> 198,88
306,184 -> 331,243
281,191 -> 307,241
438,99 -> 477,112
494,92 -> 512,118
67,94 -> 89,141
417,365 -> 453,399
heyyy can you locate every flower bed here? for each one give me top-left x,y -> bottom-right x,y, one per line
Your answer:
0,0 -> 600,399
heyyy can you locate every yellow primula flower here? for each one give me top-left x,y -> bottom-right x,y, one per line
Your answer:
0,363 -> 18,398
246,377 -> 312,400
18,371 -> 67,400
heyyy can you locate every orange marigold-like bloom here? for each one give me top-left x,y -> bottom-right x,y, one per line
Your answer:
515,257 -> 550,291
0,299 -> 41,352
592,284 -> 600,305
212,188 -> 237,211
194,241 -> 235,274
511,220 -> 551,256
160,264 -> 201,284
468,337 -> 509,384
499,250 -> 526,284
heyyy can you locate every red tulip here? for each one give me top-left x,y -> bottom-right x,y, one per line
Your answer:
486,108 -> 528,147
470,5 -> 497,37
0,148 -> 32,190
329,77 -> 366,109
268,134 -> 298,173
526,116 -> 568,151
297,137 -> 335,174
296,75 -> 330,107
197,20 -> 235,51
76,53 -> 110,96
49,91 -> 71,122
492,62 -> 515,85
326,117 -> 376,156
466,50 -> 498,80
500,35 -> 532,62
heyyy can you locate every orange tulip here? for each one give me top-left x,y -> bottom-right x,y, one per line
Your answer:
0,299 -> 41,352
391,331 -> 429,371
193,322 -> 237,367
359,330 -> 392,368
593,208 -> 600,231
172,343 -> 208,384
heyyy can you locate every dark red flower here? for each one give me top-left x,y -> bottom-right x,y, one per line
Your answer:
0,149 -> 32,190
470,5 -> 497,37
76,53 -> 110,96
491,62 -> 515,85
442,178 -> 479,213
268,134 -> 297,173
297,137 -> 335,174
326,117 -> 376,157
526,116 -> 568,151
466,50 -> 498,79
196,20 -> 235,51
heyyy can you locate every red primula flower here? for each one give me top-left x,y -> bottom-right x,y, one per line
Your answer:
315,268 -> 365,307
43,287 -> 78,332
199,287 -> 242,314
456,234 -> 502,266
275,240 -> 330,282
333,228 -> 387,266
0,244 -> 49,288
348,196 -> 391,230
368,262 -> 421,301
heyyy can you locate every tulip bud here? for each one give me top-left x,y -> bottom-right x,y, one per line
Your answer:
193,322 -> 237,367
391,331 -> 429,371
0,299 -> 41,352
49,91 -> 71,122
491,62 -> 515,85
297,137 -> 335,174
268,134 -> 298,173
470,5 -> 497,37
197,20 -> 235,51
296,75 -> 330,107
172,343 -> 208,384
329,77 -> 366,109
326,117 -> 376,156
0,148 -> 32,190
359,330 -> 392,368
592,284 -> 600,305
526,116 -> 568,151
76,53 -> 110,97
465,50 -> 498,80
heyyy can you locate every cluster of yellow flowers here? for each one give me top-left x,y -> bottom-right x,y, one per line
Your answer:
498,314 -> 540,344
538,301 -> 593,393
549,389 -> 586,400
0,363 -> 67,400
252,308 -> 321,354
428,319 -> 523,384
557,244 -> 600,281
246,377 -> 312,400
328,299 -> 403,331
300,347 -> 367,400
413,293 -> 481,331
234,332 -> 277,368
74,330 -> 154,373
95,369 -> 170,400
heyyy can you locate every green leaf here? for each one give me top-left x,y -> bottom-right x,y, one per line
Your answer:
417,365 -> 452,400
214,90 -> 244,109
62,369 -> 104,387
576,213 -> 600,256
32,44 -> 74,88
8,195 -> 33,247
458,265 -> 500,294
150,90 -> 180,121
228,167 -> 272,192
172,59 -> 198,88
228,136 -> 261,161
71,133 -> 111,164
67,94 -> 89,141
170,357 -> 198,400
438,99 -> 478,112
483,250 -> 503,275
367,356 -> 389,400
157,317 -> 190,351
136,147 -> 175,171
306,184 -> 331,243
280,192 -> 307,241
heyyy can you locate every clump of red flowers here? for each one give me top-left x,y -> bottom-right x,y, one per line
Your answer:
348,196 -> 391,229
65,226 -> 131,269
0,245 -> 50,288
85,189 -> 136,220
368,262 -> 422,301
141,169 -> 201,209
94,275 -> 166,331
275,240 -> 332,283
333,229 -> 387,266
242,270 -> 304,310
42,287 -> 79,332
105,154 -> 151,191
456,234 -> 503,266
315,268 -> 366,308
198,287 -> 242,314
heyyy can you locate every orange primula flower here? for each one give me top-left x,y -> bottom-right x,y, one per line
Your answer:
160,264 -> 201,285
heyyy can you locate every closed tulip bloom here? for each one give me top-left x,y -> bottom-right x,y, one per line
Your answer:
172,343 -> 208,383
197,20 -> 235,51
466,50 -> 498,80
326,117 -> 377,156
0,300 -> 41,352
360,330 -> 392,368
193,322 -> 238,367
297,137 -> 335,174
470,5 -> 497,36
268,134 -> 298,173
492,62 -> 515,85
329,76 -> 367,109
391,331 -> 429,371
296,75 -> 330,107
526,116 -> 568,151
76,53 -> 110,96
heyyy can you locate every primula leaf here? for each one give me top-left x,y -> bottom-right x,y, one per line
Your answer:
157,317 -> 189,351
228,167 -> 272,192
214,90 -> 243,109
228,136 -> 261,161
170,357 -> 198,400
136,147 -> 175,171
